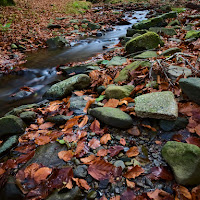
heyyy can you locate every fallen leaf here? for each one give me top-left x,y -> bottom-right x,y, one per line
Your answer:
74,91 -> 85,96
74,178 -> 91,190
186,136 -> 200,147
84,99 -> 96,113
80,154 -> 96,164
123,165 -> 144,179
39,122 -> 54,130
108,146 -> 124,157
97,149 -> 108,157
35,135 -> 50,145
24,163 -> 40,178
100,134 -> 111,144
147,189 -> 173,200
191,185 -> 200,200
126,146 -> 139,158
0,168 -> 5,176
90,119 -> 104,134
121,188 -> 136,200
142,124 -> 157,132
174,185 -> 192,200
34,167 -> 52,184
58,150 -> 74,162
78,115 -> 88,128
126,179 -> 135,189
120,138 -> 126,146
88,138 -> 100,149
104,99 -> 119,108
128,126 -> 140,136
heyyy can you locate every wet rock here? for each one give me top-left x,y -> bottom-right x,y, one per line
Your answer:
168,19 -> 180,26
125,32 -> 164,54
0,115 -> 26,138
44,74 -> 91,100
0,135 -> 18,156
47,24 -> 61,29
185,30 -> 200,39
149,27 -> 177,36
135,91 -> 178,120
179,78 -> 200,105
106,56 -> 127,66
160,117 -> 188,131
96,32 -> 103,37
162,141 -> 200,185
119,36 -> 132,46
0,176 -> 24,200
161,47 -> 181,56
133,51 -> 157,59
46,36 -> 70,49
105,85 -> 134,99
24,142 -> 67,168
20,111 -> 37,123
88,22 -> 101,30
69,95 -> 87,115
47,187 -> 83,200
117,19 -> 131,25
126,28 -> 147,37
87,190 -> 97,199
99,179 -> 109,189
60,64 -> 100,75
114,160 -> 125,170
114,61 -> 151,83
73,165 -> 88,178
46,115 -> 72,125
9,90 -> 33,102
89,107 -> 133,129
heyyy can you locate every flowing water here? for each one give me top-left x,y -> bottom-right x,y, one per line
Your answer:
0,10 -> 148,116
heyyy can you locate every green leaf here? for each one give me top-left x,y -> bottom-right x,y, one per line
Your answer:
57,139 -> 65,144
96,95 -> 105,102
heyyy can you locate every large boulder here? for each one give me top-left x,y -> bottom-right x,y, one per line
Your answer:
179,78 -> 200,105
89,107 -> 133,129
44,74 -> 90,100
114,61 -> 151,83
105,85 -> 134,99
125,32 -> 164,54
0,115 -> 26,138
162,141 -> 200,185
135,91 -> 178,120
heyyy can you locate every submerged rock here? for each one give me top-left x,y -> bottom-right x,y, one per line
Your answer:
89,107 -> 133,129
0,115 -> 26,138
105,85 -> 134,99
73,165 -> 88,178
135,91 -> 178,120
44,74 -> 90,100
88,22 -> 101,30
179,78 -> 200,105
114,61 -> 151,83
162,141 -> 200,185
125,32 -> 164,54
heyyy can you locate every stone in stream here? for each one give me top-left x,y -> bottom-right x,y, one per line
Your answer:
46,115 -> 73,125
162,141 -> 200,185
44,74 -> 91,100
161,47 -> 181,56
149,27 -> 177,36
125,32 -> 164,54
9,90 -> 33,102
46,36 -> 70,48
88,22 -> 101,30
133,51 -> 157,59
114,61 -> 151,83
185,30 -> 200,39
106,56 -> 127,66
135,91 -> 178,120
105,85 -> 134,99
46,187 -> 83,200
89,107 -> 133,129
0,115 -> 26,138
179,78 -> 200,105
20,111 -> 37,123
0,135 -> 18,156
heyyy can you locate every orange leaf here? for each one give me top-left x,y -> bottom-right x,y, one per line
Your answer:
74,91 -> 85,96
100,134 -> 111,144
84,99 -> 96,113
174,185 -> 192,200
195,124 -> 200,136
80,154 -> 96,164
123,165 -> 144,179
104,99 -> 119,108
128,126 -> 140,136
142,124 -> 157,132
126,179 -> 135,189
97,149 -> 108,157
88,138 -> 100,149
118,100 -> 128,106
78,115 -> 88,128
63,116 -> 82,131
126,146 -> 139,158
78,179 -> 91,190
35,136 -> 50,145
0,168 -> 5,176
120,138 -> 126,146
34,167 -> 52,184
24,163 -> 40,178
147,189 -> 173,200
191,185 -> 200,200
58,150 -> 74,162
39,122 -> 54,130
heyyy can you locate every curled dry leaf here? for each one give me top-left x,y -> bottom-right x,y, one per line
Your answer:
126,179 -> 135,189
84,99 -> 96,113
100,134 -> 111,144
174,185 -> 192,200
104,99 -> 119,108
24,163 -> 40,179
58,150 -> 74,162
34,167 -> 52,184
73,178 -> 91,190
88,138 -> 100,149
80,154 -> 96,164
142,124 -> 157,132
78,115 -> 88,128
35,135 -> 50,145
123,165 -> 144,179
90,119 -> 104,135
97,149 -> 108,157
126,146 -> 139,158
147,189 -> 173,200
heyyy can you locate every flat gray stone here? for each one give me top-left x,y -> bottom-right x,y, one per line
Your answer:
89,107 -> 133,129
135,91 -> 178,120
134,51 -> 157,59
106,56 -> 127,66
162,141 -> 200,185
179,78 -> 200,104
20,111 -> 37,123
161,47 -> 181,56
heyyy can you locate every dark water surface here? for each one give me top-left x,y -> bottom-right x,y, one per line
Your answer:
0,10 -> 148,116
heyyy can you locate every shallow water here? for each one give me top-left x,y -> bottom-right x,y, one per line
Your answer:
0,10 -> 148,117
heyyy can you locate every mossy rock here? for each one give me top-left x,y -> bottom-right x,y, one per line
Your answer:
185,30 -> 200,39
133,51 -> 157,59
114,61 -> 151,83
106,56 -> 127,66
149,27 -> 177,36
161,47 -> 181,56
88,22 -> 101,30
162,141 -> 200,185
168,19 -> 180,26
126,28 -> 147,37
125,32 -> 164,54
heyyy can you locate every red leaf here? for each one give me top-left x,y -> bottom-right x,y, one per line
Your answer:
97,149 -> 108,157
186,136 -> 200,147
88,138 -> 100,149
121,188 -> 136,200
90,119 -> 104,134
108,146 -> 124,157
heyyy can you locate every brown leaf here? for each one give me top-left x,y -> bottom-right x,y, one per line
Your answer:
186,136 -> 200,147
123,165 -> 144,179
78,115 -> 88,128
108,145 -> 124,157
128,126 -> 140,136
100,134 -> 111,144
142,124 -> 157,132
174,185 -> 192,200
121,188 -> 136,200
35,136 -> 50,145
90,119 -> 104,135
78,178 -> 91,190
126,179 -> 135,189
104,99 -> 119,108
120,138 -> 126,146
34,167 -> 52,184
147,189 -> 173,200
74,91 -> 85,96
63,116 -> 82,131
24,163 -> 40,179
58,150 -> 74,162
38,122 -> 54,130
126,146 -> 139,158
88,138 -> 100,149
191,185 -> 200,200
195,124 -> 200,136
97,149 -> 108,157
84,99 -> 96,113
0,168 -> 5,176
80,154 -> 96,164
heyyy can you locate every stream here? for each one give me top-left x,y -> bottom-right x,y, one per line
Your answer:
0,10 -> 148,117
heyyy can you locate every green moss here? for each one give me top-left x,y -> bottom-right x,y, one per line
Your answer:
185,30 -> 200,39
172,7 -> 186,13
149,27 -> 177,36
65,1 -> 91,14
